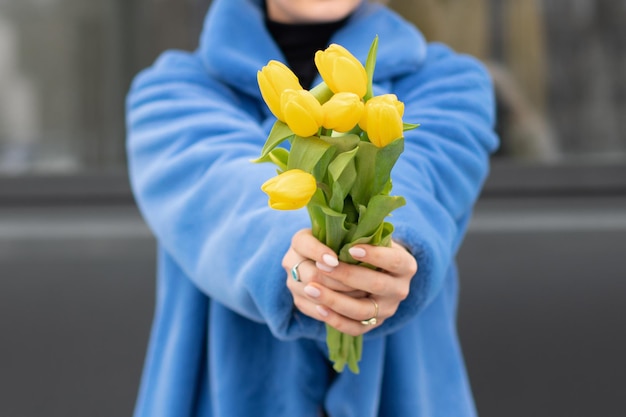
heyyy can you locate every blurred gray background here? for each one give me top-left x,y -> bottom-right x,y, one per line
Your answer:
1,1 -> 625,416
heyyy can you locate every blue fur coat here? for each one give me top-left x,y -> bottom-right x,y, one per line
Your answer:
126,0 -> 498,415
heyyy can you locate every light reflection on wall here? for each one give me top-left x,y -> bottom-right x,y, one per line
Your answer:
0,0 -> 624,175
0,14 -> 40,174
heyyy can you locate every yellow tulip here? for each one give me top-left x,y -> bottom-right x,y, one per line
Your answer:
359,94 -> 405,147
261,169 -> 317,210
280,89 -> 324,137
257,61 -> 303,121
314,44 -> 368,98
321,92 -> 365,133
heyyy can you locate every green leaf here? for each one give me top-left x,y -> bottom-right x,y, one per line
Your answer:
303,134 -> 360,184
343,196 -> 359,226
251,147 -> 289,172
378,221 -> 395,247
320,205 -> 348,253
403,122 -> 420,131
288,136 -> 333,173
328,147 -> 358,183
251,150 -> 276,165
329,181 -> 347,213
311,146 -> 336,183
350,142 -> 377,206
319,133 -> 360,154
337,161 -> 357,199
347,335 -> 361,374
372,138 -> 404,196
351,139 -> 404,205
340,332 -> 352,370
380,178 -> 393,196
327,150 -> 358,212
364,36 -> 379,102
354,334 -> 363,368
339,221 -> 396,264
310,82 -> 334,104
307,189 -> 328,241
352,195 -> 406,242
268,148 -> 289,171
327,328 -> 361,374
326,325 -> 341,362
256,121 -> 293,160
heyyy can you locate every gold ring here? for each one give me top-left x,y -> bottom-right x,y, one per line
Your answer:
361,297 -> 379,326
291,259 -> 312,282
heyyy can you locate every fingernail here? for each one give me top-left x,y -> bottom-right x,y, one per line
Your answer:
349,247 -> 366,258
322,254 -> 339,267
316,305 -> 329,317
304,285 -> 321,298
315,261 -> 334,273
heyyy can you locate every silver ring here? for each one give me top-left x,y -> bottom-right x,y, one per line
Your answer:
361,297 -> 379,326
291,259 -> 312,282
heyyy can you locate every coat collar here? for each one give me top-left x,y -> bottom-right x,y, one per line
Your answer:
199,0 -> 427,98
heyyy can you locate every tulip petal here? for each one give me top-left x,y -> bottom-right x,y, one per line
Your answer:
257,61 -> 302,121
361,94 -> 405,147
261,169 -> 317,211
281,89 -> 323,137
322,92 -> 364,132
315,44 -> 368,98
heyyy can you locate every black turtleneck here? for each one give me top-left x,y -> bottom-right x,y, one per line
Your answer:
264,10 -> 350,88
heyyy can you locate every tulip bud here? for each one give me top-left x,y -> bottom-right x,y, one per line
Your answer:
321,92 -> 365,133
261,169 -> 317,210
359,94 -> 405,147
257,61 -> 303,121
315,44 -> 368,98
280,89 -> 324,137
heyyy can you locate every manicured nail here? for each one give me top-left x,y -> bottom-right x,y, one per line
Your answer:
349,247 -> 366,258
322,253 -> 339,267
304,285 -> 321,298
315,261 -> 335,273
316,305 -> 329,317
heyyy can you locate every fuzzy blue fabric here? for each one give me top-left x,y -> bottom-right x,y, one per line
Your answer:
126,0 -> 498,416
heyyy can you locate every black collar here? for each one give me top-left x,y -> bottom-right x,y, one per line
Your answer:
264,9 -> 350,88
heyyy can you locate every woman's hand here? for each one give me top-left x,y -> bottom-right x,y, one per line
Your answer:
283,229 -> 418,336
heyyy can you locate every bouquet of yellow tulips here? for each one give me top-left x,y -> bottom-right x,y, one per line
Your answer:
254,37 -> 418,373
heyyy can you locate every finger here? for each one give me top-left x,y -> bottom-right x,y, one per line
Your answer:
311,274 -> 364,293
291,229 -> 340,271
284,256 -> 357,294
302,283 -> 384,324
289,280 -> 340,325
293,294 -> 377,337
283,243 -> 327,284
285,258 -> 316,286
299,287 -> 384,336
317,307 -> 382,337
291,281 -> 382,336
317,261 -> 409,301
291,292 -> 328,322
288,229 -> 359,292
348,244 -> 418,277
281,246 -> 301,276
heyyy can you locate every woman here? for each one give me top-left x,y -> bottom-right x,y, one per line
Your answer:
126,0 -> 498,416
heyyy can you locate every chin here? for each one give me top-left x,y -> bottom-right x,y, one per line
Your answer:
269,0 -> 362,24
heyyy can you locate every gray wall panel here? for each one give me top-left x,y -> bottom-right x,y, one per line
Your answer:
458,198 -> 626,417
1,198 -> 624,416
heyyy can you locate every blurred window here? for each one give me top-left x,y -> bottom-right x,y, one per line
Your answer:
391,0 -> 626,163
0,0 -> 209,175
0,0 -> 624,176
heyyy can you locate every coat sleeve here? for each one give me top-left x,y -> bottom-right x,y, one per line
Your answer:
126,50 -> 326,341
366,43 -> 499,337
